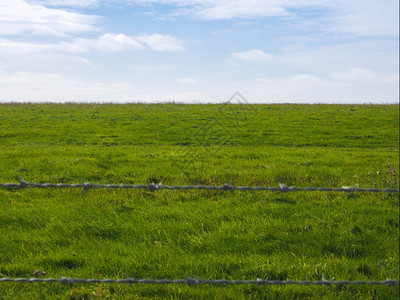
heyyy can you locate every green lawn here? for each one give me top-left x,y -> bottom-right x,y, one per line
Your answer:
0,103 -> 399,299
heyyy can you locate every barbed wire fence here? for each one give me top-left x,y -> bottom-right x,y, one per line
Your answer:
0,277 -> 398,286
1,179 -> 399,287
1,179 -> 399,193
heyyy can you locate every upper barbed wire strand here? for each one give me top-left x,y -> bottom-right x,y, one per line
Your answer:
0,277 -> 398,286
0,180 -> 398,193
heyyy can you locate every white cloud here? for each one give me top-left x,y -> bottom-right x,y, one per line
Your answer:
137,34 -> 185,52
276,40 -> 399,76
0,71 -> 137,102
64,33 -> 145,53
330,68 -> 376,81
0,33 -> 184,54
0,0 -> 99,36
255,74 -> 335,93
166,0 -> 398,37
34,0 -> 398,37
0,52 -> 93,73
177,77 -> 198,84
231,49 -> 273,62
0,69 -> 397,103
29,0 -> 100,7
127,64 -> 178,76
329,68 -> 398,85
19,1 -> 400,38
190,0 -> 289,20
135,91 -> 209,103
0,39 -> 59,54
238,72 -> 398,103
0,70 -> 209,102
329,0 -> 399,37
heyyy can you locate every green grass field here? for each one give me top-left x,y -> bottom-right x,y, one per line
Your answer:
0,103 -> 399,299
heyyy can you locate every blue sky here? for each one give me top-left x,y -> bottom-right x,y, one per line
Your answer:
0,0 -> 398,103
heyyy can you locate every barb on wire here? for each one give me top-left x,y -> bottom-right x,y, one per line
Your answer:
0,180 -> 398,193
0,277 -> 398,286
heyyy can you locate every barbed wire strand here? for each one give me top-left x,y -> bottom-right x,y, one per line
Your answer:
0,180 -> 398,193
0,277 -> 398,286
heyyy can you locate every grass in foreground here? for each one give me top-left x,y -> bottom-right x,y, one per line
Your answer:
0,103 -> 399,299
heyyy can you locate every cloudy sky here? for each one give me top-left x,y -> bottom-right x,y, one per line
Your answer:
0,0 -> 398,103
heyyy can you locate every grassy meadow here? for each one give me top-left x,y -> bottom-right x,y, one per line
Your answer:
0,103 -> 399,299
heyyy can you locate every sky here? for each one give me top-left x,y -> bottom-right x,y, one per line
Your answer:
0,0 -> 398,103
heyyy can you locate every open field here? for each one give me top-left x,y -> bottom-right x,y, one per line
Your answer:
0,103 -> 399,299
